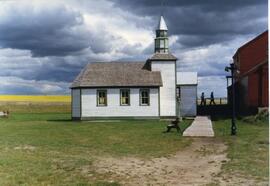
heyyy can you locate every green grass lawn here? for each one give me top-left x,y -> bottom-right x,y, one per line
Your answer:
0,112 -> 192,185
213,114 -> 269,181
0,103 -> 268,185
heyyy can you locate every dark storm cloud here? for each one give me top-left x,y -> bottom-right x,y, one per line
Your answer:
0,5 -> 90,56
113,0 -> 267,47
31,63 -> 80,82
0,52 -> 90,83
32,57 -> 86,82
0,3 -> 117,57
113,0 -> 266,12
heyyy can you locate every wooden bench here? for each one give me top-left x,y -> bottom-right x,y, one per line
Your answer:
0,111 -> 9,118
164,118 -> 181,133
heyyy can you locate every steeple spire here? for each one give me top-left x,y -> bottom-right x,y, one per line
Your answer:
155,16 -> 169,53
157,16 -> 168,30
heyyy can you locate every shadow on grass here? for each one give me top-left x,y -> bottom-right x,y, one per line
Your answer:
211,115 -> 231,121
47,119 -> 73,122
46,119 -> 158,123
197,105 -> 230,116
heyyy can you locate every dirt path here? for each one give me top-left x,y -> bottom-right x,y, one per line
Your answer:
94,138 -> 228,185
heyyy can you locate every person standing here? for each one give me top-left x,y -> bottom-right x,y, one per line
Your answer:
200,92 -> 206,106
210,91 -> 216,105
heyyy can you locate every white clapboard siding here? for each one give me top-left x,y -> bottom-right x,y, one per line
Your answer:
72,89 -> 81,117
151,61 -> 176,116
180,85 -> 197,116
81,88 -> 159,117
176,72 -> 197,85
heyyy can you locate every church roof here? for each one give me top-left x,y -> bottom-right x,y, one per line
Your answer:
149,53 -> 177,61
157,16 -> 168,30
71,62 -> 163,88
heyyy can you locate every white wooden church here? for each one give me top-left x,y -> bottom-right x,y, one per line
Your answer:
71,16 -> 197,120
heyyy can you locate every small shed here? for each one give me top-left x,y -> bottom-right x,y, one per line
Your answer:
176,72 -> 198,117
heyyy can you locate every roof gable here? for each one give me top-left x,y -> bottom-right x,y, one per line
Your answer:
233,30 -> 268,58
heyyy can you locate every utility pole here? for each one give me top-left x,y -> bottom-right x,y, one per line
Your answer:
225,63 -> 237,136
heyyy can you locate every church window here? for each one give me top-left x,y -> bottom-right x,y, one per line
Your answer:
97,90 -> 107,106
165,39 -> 168,48
160,39 -> 165,48
140,89 -> 150,106
120,89 -> 130,106
176,87 -> 181,99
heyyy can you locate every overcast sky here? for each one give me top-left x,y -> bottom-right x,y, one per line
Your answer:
0,0 -> 267,97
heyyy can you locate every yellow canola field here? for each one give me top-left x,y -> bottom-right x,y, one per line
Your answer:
0,95 -> 71,103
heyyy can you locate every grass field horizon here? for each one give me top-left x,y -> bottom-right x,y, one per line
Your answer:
0,95 -> 71,103
0,97 -> 71,113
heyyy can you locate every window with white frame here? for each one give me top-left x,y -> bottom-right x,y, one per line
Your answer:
97,90 -> 107,106
140,89 -> 150,106
120,89 -> 130,106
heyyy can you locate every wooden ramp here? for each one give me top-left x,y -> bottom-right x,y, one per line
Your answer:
183,116 -> 214,137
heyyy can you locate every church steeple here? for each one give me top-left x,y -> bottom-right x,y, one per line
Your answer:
155,16 -> 169,53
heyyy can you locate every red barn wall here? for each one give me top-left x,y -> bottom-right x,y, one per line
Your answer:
247,72 -> 259,107
233,31 -> 268,112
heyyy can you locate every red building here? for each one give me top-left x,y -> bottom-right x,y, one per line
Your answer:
229,31 -> 268,113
